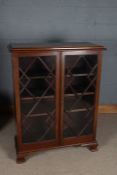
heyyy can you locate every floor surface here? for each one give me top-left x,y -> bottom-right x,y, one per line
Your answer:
0,114 -> 117,175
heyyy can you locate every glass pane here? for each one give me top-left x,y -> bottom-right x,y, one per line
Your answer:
64,94 -> 95,111
63,54 -> 98,138
19,55 -> 56,143
22,115 -> 55,143
64,110 -> 94,138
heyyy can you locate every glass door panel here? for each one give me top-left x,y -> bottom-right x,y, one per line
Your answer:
19,55 -> 57,144
63,54 -> 98,138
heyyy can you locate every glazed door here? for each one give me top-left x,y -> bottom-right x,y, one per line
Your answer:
61,51 -> 99,145
14,52 -> 60,148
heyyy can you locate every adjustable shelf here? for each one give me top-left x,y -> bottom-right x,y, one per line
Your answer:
21,92 -> 94,101
26,73 -> 94,80
65,107 -> 93,113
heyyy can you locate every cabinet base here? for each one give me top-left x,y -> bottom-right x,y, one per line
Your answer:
16,156 -> 26,164
81,141 -> 98,152
15,138 -> 98,163
15,136 -> 26,163
88,143 -> 98,152
75,141 -> 98,152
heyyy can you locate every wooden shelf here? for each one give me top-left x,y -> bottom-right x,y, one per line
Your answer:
26,73 -> 94,80
23,107 -> 93,119
27,113 -> 48,117
64,92 -> 94,97
21,92 -> 94,101
65,73 -> 94,77
30,75 -> 55,79
66,107 -> 93,113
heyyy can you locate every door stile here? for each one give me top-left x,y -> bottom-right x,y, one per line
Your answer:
55,52 -> 61,144
59,51 -> 65,145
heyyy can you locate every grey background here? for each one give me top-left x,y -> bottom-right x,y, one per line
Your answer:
0,0 -> 117,104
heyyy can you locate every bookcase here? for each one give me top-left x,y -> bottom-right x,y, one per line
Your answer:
10,43 -> 105,163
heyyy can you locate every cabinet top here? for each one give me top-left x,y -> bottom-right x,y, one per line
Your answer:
9,42 -> 106,52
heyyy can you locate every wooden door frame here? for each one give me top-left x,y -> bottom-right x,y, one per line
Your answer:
60,50 -> 102,145
12,50 -> 61,154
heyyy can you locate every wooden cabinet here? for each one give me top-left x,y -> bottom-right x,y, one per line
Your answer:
10,43 -> 105,163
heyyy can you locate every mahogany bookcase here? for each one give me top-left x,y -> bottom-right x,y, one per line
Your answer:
10,43 -> 105,163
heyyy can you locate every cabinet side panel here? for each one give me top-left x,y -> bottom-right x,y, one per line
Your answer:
12,52 -> 22,148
